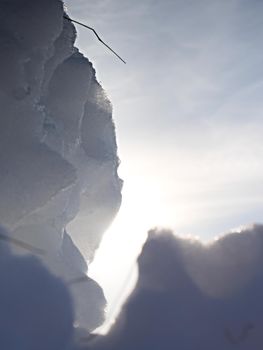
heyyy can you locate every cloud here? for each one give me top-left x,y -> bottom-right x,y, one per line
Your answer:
88,224 -> 263,349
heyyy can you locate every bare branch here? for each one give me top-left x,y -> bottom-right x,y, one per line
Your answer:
0,232 -> 45,255
64,15 -> 126,64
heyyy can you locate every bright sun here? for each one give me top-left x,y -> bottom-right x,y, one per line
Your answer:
88,162 -> 189,333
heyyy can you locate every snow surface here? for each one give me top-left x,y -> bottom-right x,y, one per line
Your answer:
88,225 -> 263,350
0,225 -> 74,350
0,0 -> 121,332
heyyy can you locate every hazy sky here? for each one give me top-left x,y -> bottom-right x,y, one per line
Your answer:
66,0 -> 263,331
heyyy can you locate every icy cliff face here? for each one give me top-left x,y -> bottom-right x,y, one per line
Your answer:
0,0 -> 122,331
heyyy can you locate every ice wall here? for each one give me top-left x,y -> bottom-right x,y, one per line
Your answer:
0,0 -> 122,331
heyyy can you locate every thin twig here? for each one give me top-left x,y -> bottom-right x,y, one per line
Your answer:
0,233 -> 45,255
64,15 -> 126,64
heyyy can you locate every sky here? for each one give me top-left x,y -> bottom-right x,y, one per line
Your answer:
66,0 -> 263,332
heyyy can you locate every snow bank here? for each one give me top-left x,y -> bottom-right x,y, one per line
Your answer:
89,225 -> 263,349
0,0 -> 121,331
0,226 -> 74,350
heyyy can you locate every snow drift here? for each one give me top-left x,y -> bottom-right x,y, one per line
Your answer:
89,225 -> 263,350
0,226 -> 74,350
0,0 -> 122,332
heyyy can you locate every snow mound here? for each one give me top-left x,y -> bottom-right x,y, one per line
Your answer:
89,225 -> 263,349
0,0 -> 122,331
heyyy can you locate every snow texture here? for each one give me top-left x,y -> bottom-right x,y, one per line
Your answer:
0,227 -> 74,350
0,0 -> 122,332
88,225 -> 263,350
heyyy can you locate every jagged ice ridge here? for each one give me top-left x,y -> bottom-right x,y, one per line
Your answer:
0,0 -> 122,332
